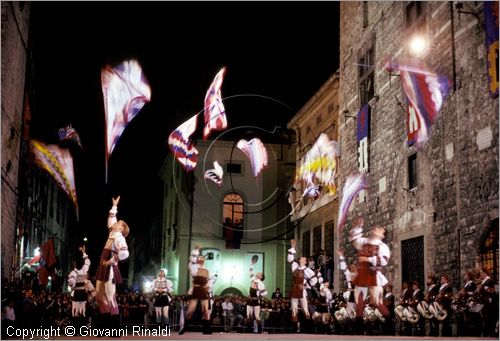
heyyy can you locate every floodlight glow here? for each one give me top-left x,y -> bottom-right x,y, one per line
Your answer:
409,35 -> 427,57
143,281 -> 153,293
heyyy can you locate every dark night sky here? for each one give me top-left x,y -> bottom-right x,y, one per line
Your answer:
29,2 -> 339,259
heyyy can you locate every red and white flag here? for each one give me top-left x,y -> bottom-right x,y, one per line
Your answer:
203,67 -> 227,140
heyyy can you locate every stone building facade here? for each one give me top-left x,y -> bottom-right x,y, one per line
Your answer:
2,2 -> 77,288
288,72 -> 341,289
339,1 -> 498,293
1,2 -> 31,280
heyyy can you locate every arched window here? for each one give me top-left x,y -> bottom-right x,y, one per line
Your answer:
222,193 -> 243,249
480,219 -> 499,282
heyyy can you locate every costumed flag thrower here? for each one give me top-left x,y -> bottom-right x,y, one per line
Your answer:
30,139 -> 79,219
203,67 -> 227,140
337,173 -> 369,233
101,59 -> 151,181
168,114 -> 199,171
237,138 -> 268,177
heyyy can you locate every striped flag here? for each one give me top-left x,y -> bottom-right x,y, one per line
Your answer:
101,60 -> 151,179
30,139 -> 78,215
338,173 -> 369,232
204,161 -> 224,187
237,138 -> 268,177
168,114 -> 199,171
58,124 -> 82,148
203,67 -> 227,140
397,62 -> 450,149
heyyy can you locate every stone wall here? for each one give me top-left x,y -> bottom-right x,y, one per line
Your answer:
339,1 -> 498,293
1,2 -> 31,280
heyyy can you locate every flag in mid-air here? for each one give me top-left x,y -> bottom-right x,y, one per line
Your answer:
30,140 -> 78,214
58,124 -> 83,148
237,138 -> 268,177
296,133 -> 340,195
396,62 -> 450,148
203,67 -> 227,140
337,173 -> 369,232
101,59 -> 151,178
168,114 -> 199,171
204,161 -> 224,187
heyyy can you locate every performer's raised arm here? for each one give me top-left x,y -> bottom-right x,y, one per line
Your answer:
108,196 -> 120,229
348,217 -> 367,250
80,247 -> 90,274
288,239 -> 299,271
337,248 -> 347,271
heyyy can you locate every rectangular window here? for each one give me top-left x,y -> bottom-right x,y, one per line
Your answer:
226,163 -> 242,174
401,236 -> 424,288
406,1 -> 424,28
408,153 -> 418,189
312,226 -> 322,255
363,1 -> 369,28
302,231 -> 311,257
358,42 -> 375,106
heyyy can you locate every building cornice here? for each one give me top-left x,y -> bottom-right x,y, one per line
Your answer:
288,70 -> 340,129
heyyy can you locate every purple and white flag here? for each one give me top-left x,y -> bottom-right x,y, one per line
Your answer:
338,173 -> 369,232
58,124 -> 82,148
102,60 -> 151,177
168,114 -> 199,171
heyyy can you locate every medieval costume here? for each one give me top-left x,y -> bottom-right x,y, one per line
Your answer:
179,247 -> 213,335
153,269 -> 173,325
95,197 -> 129,317
287,240 -> 319,326
246,266 -> 267,333
348,222 -> 390,319
68,248 -> 91,317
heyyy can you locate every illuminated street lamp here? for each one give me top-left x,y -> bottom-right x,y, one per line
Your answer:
408,34 -> 429,58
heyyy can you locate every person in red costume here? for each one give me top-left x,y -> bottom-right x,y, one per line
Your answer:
348,217 -> 390,322
95,196 -> 130,322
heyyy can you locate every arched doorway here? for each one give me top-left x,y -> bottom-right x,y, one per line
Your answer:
219,287 -> 243,297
